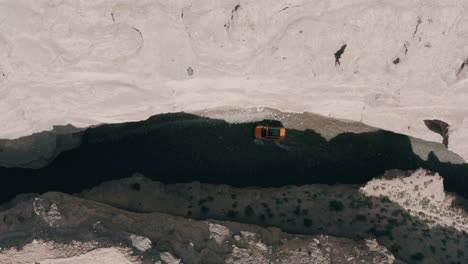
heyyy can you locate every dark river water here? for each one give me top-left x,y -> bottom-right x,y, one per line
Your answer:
1,113 -> 467,203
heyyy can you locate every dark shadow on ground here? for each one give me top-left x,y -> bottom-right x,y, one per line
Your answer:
0,124 -> 82,168
0,112 -> 467,203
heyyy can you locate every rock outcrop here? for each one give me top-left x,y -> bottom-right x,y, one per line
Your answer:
78,169 -> 468,264
0,192 -> 400,264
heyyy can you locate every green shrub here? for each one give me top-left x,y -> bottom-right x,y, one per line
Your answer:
441,239 -> 447,246
275,198 -> 283,205
130,182 -> 141,191
390,244 -> 401,253
391,209 -> 403,216
244,205 -> 254,217
266,209 -> 274,218
258,214 -> 266,222
329,200 -> 344,212
368,227 -> 393,239
294,206 -> 301,216
303,218 -> 313,227
387,218 -> 399,227
380,196 -> 391,203
410,252 -> 424,261
349,197 -> 372,209
201,206 -> 210,214
355,214 -> 367,222
227,210 -> 238,218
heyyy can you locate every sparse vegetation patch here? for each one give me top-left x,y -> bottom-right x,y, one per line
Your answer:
329,200 -> 344,212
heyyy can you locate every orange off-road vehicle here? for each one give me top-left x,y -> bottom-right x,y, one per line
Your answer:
254,125 -> 286,140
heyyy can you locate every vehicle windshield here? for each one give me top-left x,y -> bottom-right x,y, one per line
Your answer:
261,127 -> 267,137
267,127 -> 281,137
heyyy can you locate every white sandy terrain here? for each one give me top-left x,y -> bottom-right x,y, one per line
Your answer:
0,0 -> 467,158
0,241 -> 140,264
361,169 -> 468,233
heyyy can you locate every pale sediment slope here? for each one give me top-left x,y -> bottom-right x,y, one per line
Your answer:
0,241 -> 139,264
0,0 -> 467,158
